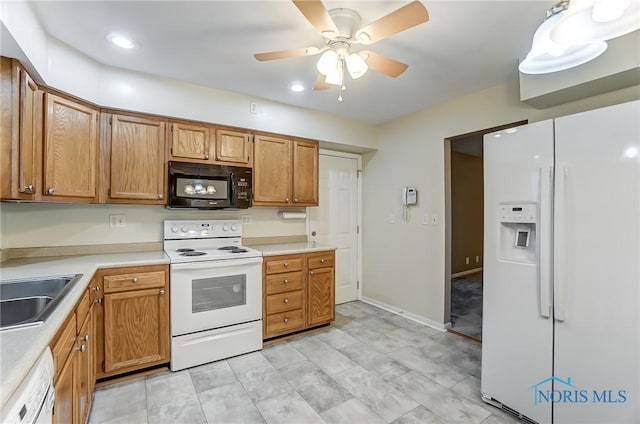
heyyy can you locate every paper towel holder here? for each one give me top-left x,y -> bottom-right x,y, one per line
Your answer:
278,211 -> 307,219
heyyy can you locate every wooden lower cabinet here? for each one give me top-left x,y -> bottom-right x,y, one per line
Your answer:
51,291 -> 93,424
92,264 -> 170,379
263,250 -> 335,339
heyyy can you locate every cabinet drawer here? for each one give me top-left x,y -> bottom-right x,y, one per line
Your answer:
103,271 -> 165,293
51,312 -> 77,376
265,257 -> 304,274
76,290 -> 90,333
266,290 -> 303,315
265,309 -> 305,336
265,271 -> 303,294
308,252 -> 335,269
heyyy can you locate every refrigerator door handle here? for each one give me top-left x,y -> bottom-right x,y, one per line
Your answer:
554,165 -> 568,322
539,166 -> 553,318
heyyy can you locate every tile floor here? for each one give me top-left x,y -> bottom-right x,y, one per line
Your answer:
89,301 -> 520,424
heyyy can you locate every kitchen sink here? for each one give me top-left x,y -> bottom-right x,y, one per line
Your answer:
0,274 -> 83,330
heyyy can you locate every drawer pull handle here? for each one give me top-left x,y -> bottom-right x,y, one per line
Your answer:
284,298 -> 289,304
283,318 -> 289,324
132,277 -> 138,283
321,258 -> 325,263
283,279 -> 289,284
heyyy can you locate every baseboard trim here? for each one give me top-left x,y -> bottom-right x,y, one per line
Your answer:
360,296 -> 448,332
451,267 -> 483,278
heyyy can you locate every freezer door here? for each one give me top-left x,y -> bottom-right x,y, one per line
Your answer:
553,100 -> 640,423
481,120 -> 554,423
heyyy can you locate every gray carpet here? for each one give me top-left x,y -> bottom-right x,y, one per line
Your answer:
450,271 -> 483,339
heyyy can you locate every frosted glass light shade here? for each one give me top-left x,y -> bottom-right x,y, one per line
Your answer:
345,53 -> 368,79
550,0 -> 640,45
316,50 -> 339,76
325,61 -> 343,85
519,12 -> 608,74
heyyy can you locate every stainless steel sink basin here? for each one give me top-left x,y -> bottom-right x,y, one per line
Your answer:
0,274 -> 83,330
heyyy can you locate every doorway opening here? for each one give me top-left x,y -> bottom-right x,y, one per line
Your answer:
444,120 -> 527,341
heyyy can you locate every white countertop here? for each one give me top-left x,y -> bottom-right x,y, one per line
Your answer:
0,251 -> 169,408
252,242 -> 336,256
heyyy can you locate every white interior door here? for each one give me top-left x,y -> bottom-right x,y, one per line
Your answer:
309,153 -> 359,304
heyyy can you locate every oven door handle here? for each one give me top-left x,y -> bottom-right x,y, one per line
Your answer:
170,256 -> 263,270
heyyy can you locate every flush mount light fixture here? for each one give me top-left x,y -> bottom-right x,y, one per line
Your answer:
107,33 -> 136,49
519,0 -> 639,74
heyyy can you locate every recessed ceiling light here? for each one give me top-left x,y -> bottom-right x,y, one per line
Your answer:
289,82 -> 305,92
107,33 -> 136,49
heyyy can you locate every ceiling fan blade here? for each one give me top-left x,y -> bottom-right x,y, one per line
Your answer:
254,47 -> 320,61
361,50 -> 408,78
313,73 -> 330,90
356,1 -> 429,44
292,0 -> 339,36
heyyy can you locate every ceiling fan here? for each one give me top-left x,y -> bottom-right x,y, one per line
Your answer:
254,0 -> 429,100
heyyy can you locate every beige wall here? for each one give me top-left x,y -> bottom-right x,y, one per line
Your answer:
450,151 -> 483,274
362,80 -> 640,325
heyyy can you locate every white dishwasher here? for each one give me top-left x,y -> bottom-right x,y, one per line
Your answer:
1,347 -> 55,424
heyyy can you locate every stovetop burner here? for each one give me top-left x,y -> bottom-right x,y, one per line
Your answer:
219,246 -> 248,253
180,251 -> 207,257
176,248 -> 195,252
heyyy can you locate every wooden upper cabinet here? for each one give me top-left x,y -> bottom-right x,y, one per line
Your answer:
43,92 -> 99,201
169,121 -> 211,161
108,114 -> 166,204
292,139 -> 319,206
0,58 -> 42,200
215,129 -> 252,166
253,135 -> 292,205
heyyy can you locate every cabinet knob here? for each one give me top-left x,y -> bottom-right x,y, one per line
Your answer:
285,198 -> 289,202
310,271 -> 314,275
216,155 -> 221,160
92,286 -> 100,291
284,262 -> 288,267
132,277 -> 138,283
47,188 -> 55,195
283,318 -> 289,324
95,298 -> 103,304
284,298 -> 289,304
76,344 -> 86,353
294,198 -> 298,202
80,334 -> 90,342
159,289 -> 165,295
19,184 -> 34,193
157,194 -> 163,199
204,153 -> 210,160
321,258 -> 325,263
283,279 -> 289,284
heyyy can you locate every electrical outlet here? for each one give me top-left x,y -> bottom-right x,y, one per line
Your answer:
250,102 -> 259,115
465,257 -> 470,265
242,215 -> 252,224
109,214 -> 126,228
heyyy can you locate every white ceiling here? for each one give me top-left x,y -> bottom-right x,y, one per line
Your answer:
28,1 -> 556,124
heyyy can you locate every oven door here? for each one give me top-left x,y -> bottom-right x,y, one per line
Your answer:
170,257 -> 262,336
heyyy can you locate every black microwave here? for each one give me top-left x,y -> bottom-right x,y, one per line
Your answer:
167,161 -> 252,209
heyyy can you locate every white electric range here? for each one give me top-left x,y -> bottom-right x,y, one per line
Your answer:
163,220 -> 263,371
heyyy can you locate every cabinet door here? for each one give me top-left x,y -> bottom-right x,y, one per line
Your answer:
292,139 -> 319,206
0,59 -> 41,200
109,114 -> 166,203
43,93 -> 98,200
170,122 -> 211,161
103,287 -> 169,373
76,310 -> 93,424
53,348 -> 76,424
253,135 -> 291,205
215,129 -> 252,166
307,267 -> 335,327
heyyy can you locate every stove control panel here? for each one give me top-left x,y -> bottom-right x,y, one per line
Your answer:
164,220 -> 241,239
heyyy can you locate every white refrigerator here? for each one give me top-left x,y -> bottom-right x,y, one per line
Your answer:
481,100 -> 640,424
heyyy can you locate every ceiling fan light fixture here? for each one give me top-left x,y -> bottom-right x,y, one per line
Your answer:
550,0 -> 640,45
325,60 -> 344,85
316,49 -> 339,76
345,52 -> 368,79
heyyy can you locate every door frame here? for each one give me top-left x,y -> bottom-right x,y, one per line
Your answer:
443,120 -> 527,326
307,149 -> 363,300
